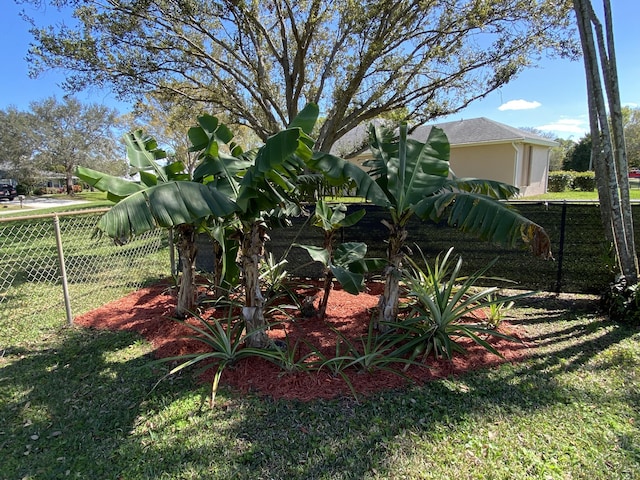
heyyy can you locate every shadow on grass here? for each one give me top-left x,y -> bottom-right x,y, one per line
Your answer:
112,306 -> 638,479
2,299 -> 638,479
0,327 -> 175,479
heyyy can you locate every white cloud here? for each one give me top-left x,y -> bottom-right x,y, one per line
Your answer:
498,99 -> 542,111
623,102 -> 638,108
537,118 -> 586,135
535,118 -> 589,139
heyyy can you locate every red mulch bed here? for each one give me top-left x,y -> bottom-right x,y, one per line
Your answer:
75,281 -> 533,402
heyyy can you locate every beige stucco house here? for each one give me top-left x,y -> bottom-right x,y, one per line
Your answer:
332,117 -> 557,197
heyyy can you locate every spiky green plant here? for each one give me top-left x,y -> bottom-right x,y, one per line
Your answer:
390,248 -> 531,361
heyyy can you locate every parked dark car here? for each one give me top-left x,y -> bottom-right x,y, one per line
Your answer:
0,184 -> 17,201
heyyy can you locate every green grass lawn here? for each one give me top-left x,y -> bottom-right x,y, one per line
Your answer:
47,191 -> 112,202
1,186 -> 638,479
526,190 -> 640,201
1,291 -> 638,479
0,192 -> 113,219
527,179 -> 640,201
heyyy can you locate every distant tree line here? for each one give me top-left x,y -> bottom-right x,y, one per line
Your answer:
548,106 -> 640,172
0,97 -> 126,194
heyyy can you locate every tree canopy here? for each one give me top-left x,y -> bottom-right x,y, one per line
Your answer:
24,0 -> 577,152
623,106 -> 640,169
563,134 -> 592,171
0,107 -> 38,186
0,97 -> 126,192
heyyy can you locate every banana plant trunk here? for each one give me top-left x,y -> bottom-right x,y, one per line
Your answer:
212,239 -> 224,298
241,221 -> 270,348
376,222 -> 408,332
175,224 -> 198,318
318,231 -> 336,319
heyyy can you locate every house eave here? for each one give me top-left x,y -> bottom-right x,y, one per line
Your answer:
453,138 -> 558,148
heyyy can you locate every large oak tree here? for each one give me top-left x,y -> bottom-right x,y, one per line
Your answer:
1,97 -> 125,192
29,96 -> 125,194
23,0 -> 577,152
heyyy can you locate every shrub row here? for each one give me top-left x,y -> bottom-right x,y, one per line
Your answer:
548,170 -> 597,192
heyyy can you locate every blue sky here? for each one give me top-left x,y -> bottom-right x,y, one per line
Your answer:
2,1 -> 639,141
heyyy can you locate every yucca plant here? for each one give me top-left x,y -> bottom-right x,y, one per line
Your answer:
260,333 -> 318,374
391,248 -> 532,361
311,320 -> 420,400
155,311 -> 288,407
485,292 -> 515,329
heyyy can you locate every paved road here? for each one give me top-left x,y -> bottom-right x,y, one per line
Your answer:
0,196 -> 89,214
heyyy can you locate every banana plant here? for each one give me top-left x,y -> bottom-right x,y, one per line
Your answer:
295,199 -> 385,319
190,103 -> 389,347
363,123 -> 553,330
76,128 -> 237,317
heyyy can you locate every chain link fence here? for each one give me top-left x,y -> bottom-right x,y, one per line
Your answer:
1,199 -> 634,344
0,209 -> 169,339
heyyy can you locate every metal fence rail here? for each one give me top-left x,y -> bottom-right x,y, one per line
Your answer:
0,209 -> 169,328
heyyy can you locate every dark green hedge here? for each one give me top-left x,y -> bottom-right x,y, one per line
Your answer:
548,171 -> 596,192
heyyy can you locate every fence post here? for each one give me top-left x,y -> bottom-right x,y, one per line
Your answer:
53,215 -> 74,325
555,201 -> 568,294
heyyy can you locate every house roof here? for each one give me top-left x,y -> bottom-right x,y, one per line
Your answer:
330,117 -> 557,156
412,117 -> 558,147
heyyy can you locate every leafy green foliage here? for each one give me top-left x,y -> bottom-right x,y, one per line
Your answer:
24,1 -> 576,154
572,171 -> 597,191
309,321 -> 419,400
365,123 -> 450,218
601,279 -> 640,325
296,202 -> 384,296
365,121 -> 551,328
390,248 -> 531,360
485,292 -> 515,329
548,171 -> 575,192
548,170 -> 596,192
295,200 -> 385,318
562,134 -> 592,171
16,97 -> 124,194
76,129 -> 237,241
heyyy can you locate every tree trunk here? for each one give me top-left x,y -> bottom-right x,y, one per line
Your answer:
376,221 -> 407,331
318,271 -> 333,320
175,224 -> 197,317
599,0 -> 638,282
66,170 -> 74,195
240,221 -> 270,348
573,0 -> 638,284
212,238 -> 224,297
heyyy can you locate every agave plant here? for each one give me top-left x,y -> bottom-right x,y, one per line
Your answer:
391,247 -> 532,361
154,303 -> 317,407
310,319 -> 419,400
485,293 -> 516,329
154,312 -> 268,407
